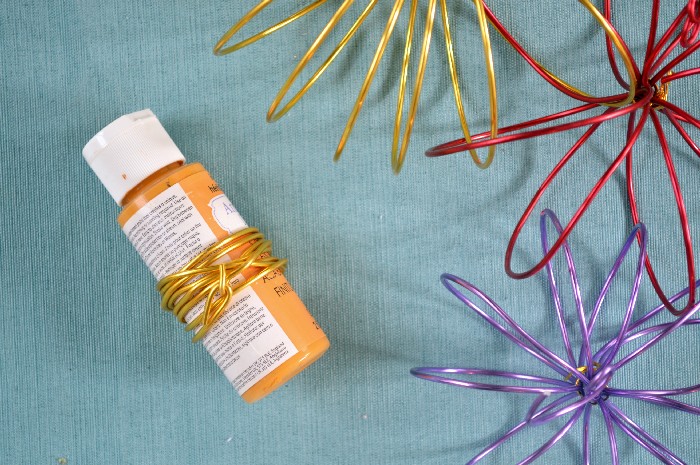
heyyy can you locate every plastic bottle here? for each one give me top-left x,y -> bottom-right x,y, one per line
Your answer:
82,109 -> 329,402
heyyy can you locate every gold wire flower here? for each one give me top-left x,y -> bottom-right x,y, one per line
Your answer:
214,0 -> 499,172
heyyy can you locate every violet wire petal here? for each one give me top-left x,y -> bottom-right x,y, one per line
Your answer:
408,378 -> 570,395
441,274 -> 585,382
582,403 -> 592,465
528,366 -> 615,427
465,393 -> 581,465
416,207 -> 700,463
586,222 -> 643,340
608,418 -> 683,465
441,274 -> 568,378
607,383 -> 700,397
599,403 -> 620,465
594,319 -> 700,364
617,429 -> 680,465
591,275 -> 700,364
608,406 -> 685,465
611,301 -> 700,372
524,392 -> 550,422
595,224 -> 647,369
410,367 -> 575,394
539,209 -> 580,369
526,394 -> 586,426
540,208 -> 592,371
592,279 -> 700,364
606,401 -> 686,465
423,368 -> 574,387
611,393 -> 700,416
465,421 -> 528,465
523,392 -> 580,423
515,407 -> 585,465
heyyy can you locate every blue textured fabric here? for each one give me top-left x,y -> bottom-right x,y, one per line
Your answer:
1,1 -> 699,463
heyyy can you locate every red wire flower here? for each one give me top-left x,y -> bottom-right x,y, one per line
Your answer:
427,1 -> 700,316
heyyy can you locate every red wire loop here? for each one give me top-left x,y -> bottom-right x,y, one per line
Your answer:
427,1 -> 699,316
688,0 -> 700,24
681,15 -> 700,48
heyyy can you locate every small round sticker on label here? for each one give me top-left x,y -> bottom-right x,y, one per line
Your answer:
209,194 -> 247,234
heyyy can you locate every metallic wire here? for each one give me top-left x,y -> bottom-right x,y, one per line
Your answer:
214,1 -> 599,171
157,227 -> 287,342
428,1 -> 699,316
412,210 -> 700,464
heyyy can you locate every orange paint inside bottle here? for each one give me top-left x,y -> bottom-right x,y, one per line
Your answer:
83,109 -> 329,403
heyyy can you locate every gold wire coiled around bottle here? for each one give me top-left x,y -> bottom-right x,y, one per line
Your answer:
156,227 -> 287,343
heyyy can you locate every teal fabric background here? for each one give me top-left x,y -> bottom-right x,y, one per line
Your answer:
1,1 -> 699,463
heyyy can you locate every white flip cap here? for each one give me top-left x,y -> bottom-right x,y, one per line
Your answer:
83,109 -> 185,205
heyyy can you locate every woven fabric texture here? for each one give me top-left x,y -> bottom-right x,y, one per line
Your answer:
1,1 -> 699,463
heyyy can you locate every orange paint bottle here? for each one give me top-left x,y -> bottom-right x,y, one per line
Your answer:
83,109 -> 329,402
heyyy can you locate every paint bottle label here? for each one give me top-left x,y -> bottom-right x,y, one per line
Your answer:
122,169 -> 299,394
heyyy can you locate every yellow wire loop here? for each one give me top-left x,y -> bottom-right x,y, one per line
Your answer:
577,0 -> 637,106
156,227 -> 287,343
442,0 -> 498,169
488,0 -> 637,106
267,0 -> 377,122
215,0 -> 637,171
213,0 -> 327,56
388,0 -> 436,173
335,0 -> 406,161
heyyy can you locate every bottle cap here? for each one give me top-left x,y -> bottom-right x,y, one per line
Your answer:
83,109 -> 186,205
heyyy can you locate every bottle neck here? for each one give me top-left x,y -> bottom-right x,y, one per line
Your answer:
120,161 -> 185,207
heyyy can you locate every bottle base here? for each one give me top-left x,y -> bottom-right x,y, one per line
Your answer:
240,336 -> 331,403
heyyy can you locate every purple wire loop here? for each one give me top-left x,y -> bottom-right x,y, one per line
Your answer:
412,210 -> 700,464
439,274 -> 587,383
409,368 -> 576,394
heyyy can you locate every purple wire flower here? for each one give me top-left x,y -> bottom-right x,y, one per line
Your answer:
412,210 -> 700,465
